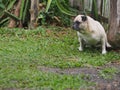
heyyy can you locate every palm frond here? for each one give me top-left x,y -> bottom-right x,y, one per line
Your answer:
55,0 -> 76,16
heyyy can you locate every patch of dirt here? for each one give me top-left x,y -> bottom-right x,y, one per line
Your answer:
38,62 -> 120,90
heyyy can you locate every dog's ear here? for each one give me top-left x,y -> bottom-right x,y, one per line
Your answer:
81,15 -> 87,22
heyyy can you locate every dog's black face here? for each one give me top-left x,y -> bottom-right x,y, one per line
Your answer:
72,21 -> 81,30
72,15 -> 87,31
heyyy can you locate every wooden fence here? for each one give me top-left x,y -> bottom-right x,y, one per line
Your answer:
70,0 -> 110,18
84,0 -> 110,18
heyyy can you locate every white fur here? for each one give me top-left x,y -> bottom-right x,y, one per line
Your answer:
74,15 -> 111,54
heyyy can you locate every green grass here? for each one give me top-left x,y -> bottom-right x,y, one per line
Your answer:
0,26 -> 120,89
99,67 -> 119,79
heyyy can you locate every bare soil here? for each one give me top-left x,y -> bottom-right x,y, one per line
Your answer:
38,61 -> 120,90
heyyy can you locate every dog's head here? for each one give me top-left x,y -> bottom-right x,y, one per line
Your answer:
72,15 -> 88,31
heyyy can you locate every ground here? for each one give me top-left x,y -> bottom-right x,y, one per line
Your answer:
0,26 -> 120,90
39,61 -> 120,90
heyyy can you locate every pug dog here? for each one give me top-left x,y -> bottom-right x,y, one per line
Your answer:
72,15 -> 111,54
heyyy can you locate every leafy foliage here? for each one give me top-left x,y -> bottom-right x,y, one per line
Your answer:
0,0 -> 78,27
0,0 -> 110,27
38,0 -> 78,26
0,0 -> 30,27
55,0 -> 77,16
0,0 -> 16,26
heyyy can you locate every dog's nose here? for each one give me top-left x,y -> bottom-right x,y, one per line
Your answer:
72,24 -> 79,31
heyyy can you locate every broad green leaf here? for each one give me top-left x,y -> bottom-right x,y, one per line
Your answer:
20,0 -> 25,20
45,0 -> 52,13
4,10 -> 20,21
0,11 -> 4,17
7,0 -> 16,10
60,0 -> 79,13
0,17 -> 9,26
22,0 -> 29,22
0,3 -> 5,9
55,0 -> 76,16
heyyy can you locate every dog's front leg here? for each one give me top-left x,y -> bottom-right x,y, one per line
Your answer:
101,38 -> 107,54
77,32 -> 83,51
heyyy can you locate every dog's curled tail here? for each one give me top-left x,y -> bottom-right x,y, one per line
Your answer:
105,35 -> 111,47
106,42 -> 111,47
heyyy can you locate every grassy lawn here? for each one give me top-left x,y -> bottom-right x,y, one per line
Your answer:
0,26 -> 120,89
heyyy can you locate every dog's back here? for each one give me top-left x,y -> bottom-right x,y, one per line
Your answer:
87,16 -> 111,47
87,16 -> 105,35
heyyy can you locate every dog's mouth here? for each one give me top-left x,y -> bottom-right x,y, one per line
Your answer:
72,26 -> 83,31
72,21 -> 81,31
72,27 -> 79,31
72,25 -> 80,30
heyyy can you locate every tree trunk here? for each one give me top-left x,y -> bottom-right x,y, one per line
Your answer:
29,0 -> 39,29
108,0 -> 120,48
8,0 -> 22,28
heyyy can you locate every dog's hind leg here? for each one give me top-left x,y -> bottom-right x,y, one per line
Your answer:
101,38 -> 107,54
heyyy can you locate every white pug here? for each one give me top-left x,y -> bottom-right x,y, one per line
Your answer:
72,15 -> 111,54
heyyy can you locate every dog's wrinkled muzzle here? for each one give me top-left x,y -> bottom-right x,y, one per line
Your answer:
72,24 -> 80,31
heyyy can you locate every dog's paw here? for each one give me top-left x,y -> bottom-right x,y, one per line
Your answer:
78,47 -> 83,51
102,50 -> 107,54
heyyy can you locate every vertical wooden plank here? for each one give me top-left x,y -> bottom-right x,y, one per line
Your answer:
84,0 -> 92,12
102,0 -> 110,18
